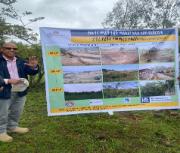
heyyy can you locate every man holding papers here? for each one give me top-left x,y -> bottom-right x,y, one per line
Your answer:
0,42 -> 39,142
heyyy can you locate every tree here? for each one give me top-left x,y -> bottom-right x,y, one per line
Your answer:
102,0 -> 142,29
102,0 -> 180,29
0,0 -> 44,45
141,81 -> 166,96
0,17 -> 8,45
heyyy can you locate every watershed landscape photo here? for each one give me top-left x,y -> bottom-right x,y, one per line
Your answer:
64,83 -> 103,100
139,63 -> 174,80
140,80 -> 175,97
103,81 -> 139,98
102,64 -> 139,82
139,47 -> 174,63
61,47 -> 101,66
63,66 -> 102,84
101,47 -> 139,65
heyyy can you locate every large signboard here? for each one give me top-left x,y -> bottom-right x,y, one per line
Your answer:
40,28 -> 180,116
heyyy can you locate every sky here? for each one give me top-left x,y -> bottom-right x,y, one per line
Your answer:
13,0 -> 119,34
138,42 -> 176,49
102,64 -> 139,71
103,81 -> 139,89
64,83 -> 103,92
63,65 -> 102,73
139,63 -> 174,70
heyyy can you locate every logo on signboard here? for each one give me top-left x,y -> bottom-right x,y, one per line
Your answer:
141,97 -> 150,103
65,101 -> 75,107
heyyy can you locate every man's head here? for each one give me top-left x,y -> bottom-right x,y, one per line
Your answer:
2,42 -> 17,60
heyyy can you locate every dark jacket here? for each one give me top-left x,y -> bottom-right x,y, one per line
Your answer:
0,54 -> 39,99
0,75 -> 5,87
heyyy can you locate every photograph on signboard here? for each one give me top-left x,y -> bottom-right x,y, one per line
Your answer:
63,66 -> 102,84
100,47 -> 139,65
61,47 -> 101,66
102,64 -> 139,82
64,83 -> 103,100
139,46 -> 174,63
103,81 -> 139,98
139,63 -> 175,80
140,80 -> 175,97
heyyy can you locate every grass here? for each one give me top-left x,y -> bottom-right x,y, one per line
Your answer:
65,91 -> 103,100
103,88 -> 139,98
103,70 -> 138,82
0,86 -> 180,153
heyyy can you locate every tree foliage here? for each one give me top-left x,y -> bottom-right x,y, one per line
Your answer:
0,0 -> 44,45
141,82 -> 166,96
103,0 -> 180,29
141,81 -> 175,96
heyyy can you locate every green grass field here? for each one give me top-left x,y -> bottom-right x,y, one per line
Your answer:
103,88 -> 139,98
103,70 -> 138,82
0,86 -> 180,153
65,91 -> 103,100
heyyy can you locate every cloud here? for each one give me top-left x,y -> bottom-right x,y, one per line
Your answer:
13,0 -> 118,31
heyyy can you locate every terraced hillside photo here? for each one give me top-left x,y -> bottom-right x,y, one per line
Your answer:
63,66 -> 102,84
61,47 -> 101,66
139,47 -> 174,63
139,63 -> 174,80
101,47 -> 139,65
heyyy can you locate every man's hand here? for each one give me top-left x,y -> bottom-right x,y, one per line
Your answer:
25,56 -> 38,69
8,79 -> 22,85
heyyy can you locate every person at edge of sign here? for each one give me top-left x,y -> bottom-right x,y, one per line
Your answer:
0,42 -> 39,142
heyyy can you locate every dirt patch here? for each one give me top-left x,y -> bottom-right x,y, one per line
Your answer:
101,49 -> 139,65
62,49 -> 101,66
140,49 -> 174,63
64,71 -> 102,83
